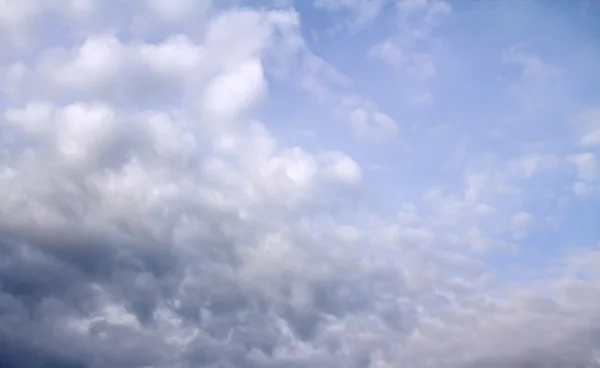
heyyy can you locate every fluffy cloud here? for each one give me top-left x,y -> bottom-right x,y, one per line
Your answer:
0,1 -> 599,368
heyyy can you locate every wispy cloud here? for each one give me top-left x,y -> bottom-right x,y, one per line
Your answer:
369,0 -> 450,106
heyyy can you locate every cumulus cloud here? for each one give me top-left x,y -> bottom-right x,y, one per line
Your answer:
0,1 -> 599,368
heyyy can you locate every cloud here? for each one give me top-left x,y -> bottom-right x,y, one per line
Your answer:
337,95 -> 398,140
571,152 -> 597,182
510,211 -> 534,240
275,43 -> 399,140
0,1 -> 599,368
313,0 -> 386,28
573,181 -> 594,198
574,108 -> 600,147
501,44 -> 557,80
507,152 -> 559,179
146,0 -> 199,21
369,0 -> 451,106
567,152 -> 597,197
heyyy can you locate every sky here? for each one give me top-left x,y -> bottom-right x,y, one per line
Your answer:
0,0 -> 599,367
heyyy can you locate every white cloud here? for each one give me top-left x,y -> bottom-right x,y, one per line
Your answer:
334,224 -> 362,243
0,61 -> 27,100
146,0 -> 197,21
0,2 -> 599,368
510,211 -> 534,240
275,47 -> 399,140
339,97 -> 398,140
313,0 -> 386,27
573,181 -> 594,198
464,171 -> 488,202
0,0 -> 42,52
54,102 -> 119,167
369,0 -> 450,106
319,151 -> 362,186
508,152 -> 559,178
571,152 -> 597,182
4,101 -> 55,136
50,0 -> 96,19
369,39 -> 436,82
201,58 -> 267,119
0,0 -> 101,58
466,227 -> 494,252
501,44 -> 557,80
564,150 -> 597,203
574,108 -> 600,147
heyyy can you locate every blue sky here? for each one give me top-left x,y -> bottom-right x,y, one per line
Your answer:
0,0 -> 600,367
262,0 -> 600,270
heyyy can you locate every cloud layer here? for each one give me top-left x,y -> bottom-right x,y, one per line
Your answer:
0,1 -> 599,367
